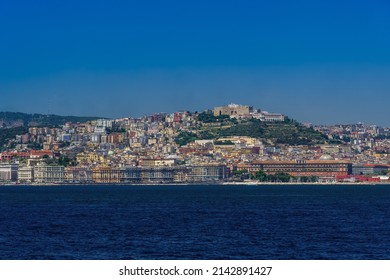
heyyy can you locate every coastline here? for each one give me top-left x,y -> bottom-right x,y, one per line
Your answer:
1,181 -> 390,187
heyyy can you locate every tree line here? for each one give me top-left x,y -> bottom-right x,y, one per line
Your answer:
233,170 -> 318,183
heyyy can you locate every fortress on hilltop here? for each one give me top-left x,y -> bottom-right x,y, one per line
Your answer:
213,103 -> 285,122
213,103 -> 253,117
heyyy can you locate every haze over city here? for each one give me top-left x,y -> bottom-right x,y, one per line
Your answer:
1,0 -> 389,125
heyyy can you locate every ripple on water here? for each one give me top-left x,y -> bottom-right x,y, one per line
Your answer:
0,185 -> 390,259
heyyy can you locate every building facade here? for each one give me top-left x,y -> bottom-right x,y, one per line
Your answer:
18,166 -> 34,183
352,164 -> 389,175
65,167 -> 93,183
0,163 -> 19,182
92,167 -> 121,183
141,167 -> 175,183
120,167 -> 142,183
188,165 -> 229,182
34,165 -> 65,183
238,160 -> 352,178
213,104 -> 253,117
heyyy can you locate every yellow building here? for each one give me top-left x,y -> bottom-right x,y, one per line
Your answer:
92,167 -> 121,183
76,152 -> 106,164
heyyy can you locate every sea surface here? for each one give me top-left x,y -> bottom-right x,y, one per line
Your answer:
1,184 -> 390,260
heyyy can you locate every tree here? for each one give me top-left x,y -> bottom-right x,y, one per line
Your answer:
253,170 -> 267,182
266,172 -> 293,182
197,111 -> 230,123
380,170 -> 389,176
233,170 -> 251,180
274,172 -> 293,182
174,131 -> 198,146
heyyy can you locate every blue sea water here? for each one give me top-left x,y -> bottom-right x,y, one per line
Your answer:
0,184 -> 390,260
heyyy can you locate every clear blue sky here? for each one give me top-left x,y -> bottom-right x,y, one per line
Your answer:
1,0 -> 389,125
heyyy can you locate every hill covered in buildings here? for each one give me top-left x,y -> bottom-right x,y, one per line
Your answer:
0,105 -> 332,152
0,112 -> 100,150
0,103 -> 389,185
0,105 -> 332,151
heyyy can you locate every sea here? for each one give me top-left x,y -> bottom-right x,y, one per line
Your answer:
1,184 -> 390,260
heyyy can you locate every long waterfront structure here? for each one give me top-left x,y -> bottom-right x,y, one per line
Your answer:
0,160 -> 387,185
0,164 -> 230,184
237,160 -> 352,177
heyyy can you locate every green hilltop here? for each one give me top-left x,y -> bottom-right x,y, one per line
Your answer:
175,111 -> 331,146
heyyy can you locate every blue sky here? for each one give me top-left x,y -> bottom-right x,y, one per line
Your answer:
1,0 -> 389,125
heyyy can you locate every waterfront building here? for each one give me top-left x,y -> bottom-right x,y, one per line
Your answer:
120,167 -> 142,183
65,167 -> 93,183
237,160 -> 352,178
352,164 -> 389,175
188,165 -> 229,182
0,163 -> 19,182
34,165 -> 65,183
92,167 -> 121,183
18,166 -> 34,183
141,167 -> 175,183
173,167 -> 189,183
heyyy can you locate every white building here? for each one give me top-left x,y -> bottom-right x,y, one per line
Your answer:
91,133 -> 102,143
18,166 -> 34,183
253,111 -> 285,122
94,119 -> 114,133
0,163 -> 19,182
34,165 -> 65,183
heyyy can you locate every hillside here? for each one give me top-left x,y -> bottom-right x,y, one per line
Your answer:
176,112 -> 329,146
0,112 -> 100,128
0,112 -> 101,150
0,126 -> 29,150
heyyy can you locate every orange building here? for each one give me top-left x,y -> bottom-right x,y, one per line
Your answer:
0,152 -> 30,161
108,133 -> 125,144
30,150 -> 53,159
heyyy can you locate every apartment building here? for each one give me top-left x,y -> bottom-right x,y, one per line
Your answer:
188,165 -> 229,182
34,165 -> 65,183
18,166 -> 34,183
0,163 -> 19,182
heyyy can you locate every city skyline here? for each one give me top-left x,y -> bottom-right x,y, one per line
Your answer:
1,0 -> 390,125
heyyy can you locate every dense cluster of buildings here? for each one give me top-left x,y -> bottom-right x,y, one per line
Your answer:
0,104 -> 389,184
